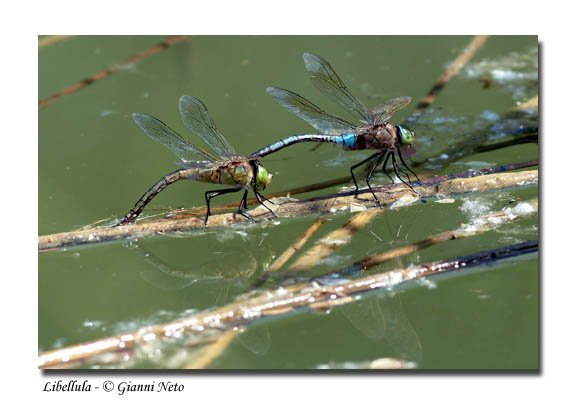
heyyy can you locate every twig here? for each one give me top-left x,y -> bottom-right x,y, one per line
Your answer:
38,36 -> 188,109
272,199 -> 537,288
184,329 -> 239,369
411,35 -> 489,115
38,35 -> 72,49
38,162 -> 538,252
347,200 -> 537,274
287,209 -> 382,272
266,217 -> 328,272
510,95 -> 538,113
474,133 -> 537,154
165,175 -> 352,220
38,238 -> 537,369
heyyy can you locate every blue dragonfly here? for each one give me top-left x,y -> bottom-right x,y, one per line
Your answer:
251,53 -> 419,204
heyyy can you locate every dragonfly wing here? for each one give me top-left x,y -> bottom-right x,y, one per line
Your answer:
132,113 -> 217,163
179,95 -> 236,158
370,96 -> 413,124
267,87 -> 356,135
303,53 -> 371,123
175,160 -> 217,169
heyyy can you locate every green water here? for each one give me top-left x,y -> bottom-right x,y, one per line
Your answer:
39,35 -> 538,369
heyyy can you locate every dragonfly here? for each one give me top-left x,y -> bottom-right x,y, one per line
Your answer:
118,95 -> 274,227
251,53 -> 419,204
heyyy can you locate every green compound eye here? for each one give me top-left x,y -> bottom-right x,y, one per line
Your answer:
255,165 -> 272,190
397,126 -> 414,148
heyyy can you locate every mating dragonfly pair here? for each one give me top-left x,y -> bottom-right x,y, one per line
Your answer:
118,53 -> 419,227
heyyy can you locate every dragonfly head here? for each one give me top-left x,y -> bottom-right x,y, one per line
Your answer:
396,125 -> 415,149
254,164 -> 273,191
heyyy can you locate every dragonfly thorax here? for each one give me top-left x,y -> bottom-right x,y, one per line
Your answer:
356,123 -> 397,151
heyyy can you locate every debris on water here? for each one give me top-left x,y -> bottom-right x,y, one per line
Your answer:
316,357 -> 417,369
480,110 -> 500,121
512,202 -> 535,215
330,205 -> 350,213
370,358 -> 417,369
463,47 -> 538,102
460,197 -> 492,217
417,278 -> 437,289
435,198 -> 455,204
451,160 -> 496,168
82,320 -> 105,329
370,230 -> 383,242
349,203 -> 367,212
391,194 -> 419,209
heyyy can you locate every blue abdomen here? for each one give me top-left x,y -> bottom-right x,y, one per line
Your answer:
334,133 -> 356,149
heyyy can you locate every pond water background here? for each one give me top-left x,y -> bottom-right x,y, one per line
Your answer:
38,35 -> 538,369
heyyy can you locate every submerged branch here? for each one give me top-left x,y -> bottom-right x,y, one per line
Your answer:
38,236 -> 537,369
38,35 -> 72,49
38,161 -> 538,252
38,36 -> 188,109
267,217 -> 328,272
287,210 -> 382,272
263,198 -> 537,288
412,35 -> 489,115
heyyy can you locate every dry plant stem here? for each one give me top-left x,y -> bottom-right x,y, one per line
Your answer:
357,199 -> 538,270
38,36 -> 188,109
288,209 -> 382,272
38,236 -> 537,369
168,175 -> 352,220
267,217 -> 328,272
511,95 -> 538,112
184,329 -> 239,369
475,133 -> 537,154
38,35 -> 71,49
38,164 -> 538,252
412,35 -> 489,114
280,199 -> 538,290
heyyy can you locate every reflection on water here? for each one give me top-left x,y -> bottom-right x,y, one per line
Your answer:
340,293 -> 423,364
39,36 -> 538,369
133,232 -> 271,292
129,232 -> 274,356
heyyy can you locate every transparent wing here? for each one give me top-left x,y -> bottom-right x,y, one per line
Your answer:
179,95 -> 236,158
267,87 -> 356,135
303,53 -> 371,123
132,113 -> 217,163
370,96 -> 413,124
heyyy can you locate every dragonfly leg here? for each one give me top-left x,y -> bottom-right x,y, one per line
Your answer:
381,151 -> 395,184
395,160 -> 413,185
236,190 -> 254,221
397,148 -> 420,182
256,192 -> 277,205
255,191 -> 277,217
365,153 -> 386,207
350,152 -> 382,196
391,155 -> 417,193
204,187 -> 243,226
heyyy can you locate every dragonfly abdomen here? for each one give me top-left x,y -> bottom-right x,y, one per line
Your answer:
251,133 -> 357,157
118,169 -> 186,225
